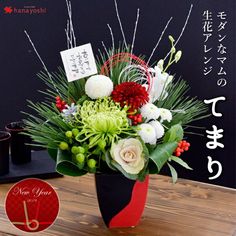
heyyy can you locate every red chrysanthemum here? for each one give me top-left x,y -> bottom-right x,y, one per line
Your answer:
111,82 -> 149,109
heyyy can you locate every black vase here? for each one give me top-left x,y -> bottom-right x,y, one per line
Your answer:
95,173 -> 149,228
0,131 -> 11,175
5,121 -> 31,165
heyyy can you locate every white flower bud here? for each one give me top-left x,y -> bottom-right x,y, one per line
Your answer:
157,59 -> 164,71
175,51 -> 182,63
169,35 -> 175,43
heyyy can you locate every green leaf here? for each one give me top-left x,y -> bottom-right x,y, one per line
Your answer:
167,163 -> 178,183
47,148 -> 57,161
149,141 -> 178,173
111,161 -> 138,180
163,124 -> 183,143
170,156 -> 193,170
56,149 -> 87,176
156,78 -> 209,126
105,151 -> 117,171
137,162 -> 149,182
77,95 -> 88,105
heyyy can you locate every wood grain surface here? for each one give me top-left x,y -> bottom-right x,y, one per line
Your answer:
0,174 -> 235,236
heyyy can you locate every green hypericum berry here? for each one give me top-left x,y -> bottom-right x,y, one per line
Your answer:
65,131 -> 73,138
72,128 -> 79,137
77,146 -> 85,154
87,159 -> 96,168
76,153 -> 85,164
59,142 -> 68,150
98,140 -> 106,150
71,146 -> 79,154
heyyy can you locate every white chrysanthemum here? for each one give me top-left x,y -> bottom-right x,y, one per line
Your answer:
138,123 -> 157,145
159,108 -> 172,123
85,75 -> 113,99
140,103 -> 160,121
149,120 -> 165,139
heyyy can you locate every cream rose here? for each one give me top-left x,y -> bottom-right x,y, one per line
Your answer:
110,138 -> 145,174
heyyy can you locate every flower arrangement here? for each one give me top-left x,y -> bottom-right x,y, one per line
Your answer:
24,1 -> 208,183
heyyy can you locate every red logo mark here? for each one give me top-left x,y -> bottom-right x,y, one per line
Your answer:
4,6 -> 13,14
5,178 -> 59,233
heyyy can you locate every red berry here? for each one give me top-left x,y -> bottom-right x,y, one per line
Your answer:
137,114 -> 142,119
56,96 -> 60,100
128,115 -> 134,119
137,117 -> 142,123
176,151 -> 181,157
133,116 -> 137,121
176,147 -> 181,153
184,147 -> 189,151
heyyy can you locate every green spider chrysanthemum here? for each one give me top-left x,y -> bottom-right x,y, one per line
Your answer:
75,97 -> 136,148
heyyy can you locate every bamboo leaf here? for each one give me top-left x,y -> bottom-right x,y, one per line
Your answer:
170,156 -> 193,170
149,141 -> 178,173
163,124 -> 183,142
56,149 -> 87,176
167,163 -> 178,183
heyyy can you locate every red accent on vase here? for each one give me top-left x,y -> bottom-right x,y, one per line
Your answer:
109,176 -> 149,228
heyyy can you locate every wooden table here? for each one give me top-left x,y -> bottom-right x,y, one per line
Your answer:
0,175 -> 235,236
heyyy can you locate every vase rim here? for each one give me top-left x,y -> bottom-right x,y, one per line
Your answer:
5,121 -> 26,132
95,172 -> 122,176
0,131 -> 11,141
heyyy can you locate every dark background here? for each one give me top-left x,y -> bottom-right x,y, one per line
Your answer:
0,0 -> 235,188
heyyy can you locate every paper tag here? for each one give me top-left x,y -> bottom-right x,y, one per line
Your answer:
60,43 -> 98,82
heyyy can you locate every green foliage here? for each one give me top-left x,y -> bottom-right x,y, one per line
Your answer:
149,124 -> 183,175
157,79 -> 209,126
38,67 -> 86,102
56,149 -> 87,176
167,163 -> 178,183
149,141 -> 178,173
163,124 -> 183,142
170,156 -> 193,170
23,101 -> 73,149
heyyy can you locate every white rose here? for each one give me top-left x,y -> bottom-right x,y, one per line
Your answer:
110,138 -> 145,174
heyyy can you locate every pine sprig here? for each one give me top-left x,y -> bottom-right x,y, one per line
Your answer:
157,78 -> 209,126
23,101 -> 72,149
37,67 -> 86,102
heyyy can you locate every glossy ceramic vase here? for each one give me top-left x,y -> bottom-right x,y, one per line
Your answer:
5,121 -> 31,165
95,173 -> 149,228
0,131 -> 11,175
